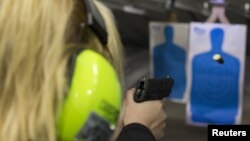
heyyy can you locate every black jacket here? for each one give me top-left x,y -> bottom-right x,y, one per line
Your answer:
116,123 -> 156,141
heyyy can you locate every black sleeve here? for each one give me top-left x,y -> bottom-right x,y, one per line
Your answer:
116,123 -> 156,141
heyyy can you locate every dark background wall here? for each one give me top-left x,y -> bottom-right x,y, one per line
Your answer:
101,0 -> 250,55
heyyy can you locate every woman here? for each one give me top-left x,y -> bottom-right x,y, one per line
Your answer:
0,0 -> 166,141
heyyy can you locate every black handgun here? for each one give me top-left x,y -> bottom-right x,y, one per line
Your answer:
134,76 -> 174,103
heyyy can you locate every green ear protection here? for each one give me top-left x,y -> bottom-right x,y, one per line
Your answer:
57,0 -> 122,140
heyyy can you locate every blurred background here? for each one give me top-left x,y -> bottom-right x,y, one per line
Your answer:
100,0 -> 250,141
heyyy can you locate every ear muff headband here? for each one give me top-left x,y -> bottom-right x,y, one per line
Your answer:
82,0 -> 108,45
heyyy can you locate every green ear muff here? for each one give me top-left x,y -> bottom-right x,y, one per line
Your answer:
57,49 -> 122,141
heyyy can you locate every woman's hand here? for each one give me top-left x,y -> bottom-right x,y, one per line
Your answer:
123,88 -> 167,140
110,88 -> 167,141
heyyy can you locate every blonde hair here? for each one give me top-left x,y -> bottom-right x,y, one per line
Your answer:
0,0 -> 123,141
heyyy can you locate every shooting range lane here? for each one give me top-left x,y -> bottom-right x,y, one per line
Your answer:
102,0 -> 250,140
124,46 -> 250,141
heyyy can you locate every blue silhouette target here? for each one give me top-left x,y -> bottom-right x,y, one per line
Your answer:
190,28 -> 240,124
153,26 -> 186,100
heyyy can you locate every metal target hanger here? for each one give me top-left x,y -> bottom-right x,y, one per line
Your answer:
206,0 -> 230,24
165,0 -> 178,22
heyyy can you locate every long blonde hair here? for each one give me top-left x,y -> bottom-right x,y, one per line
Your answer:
0,0 -> 123,141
